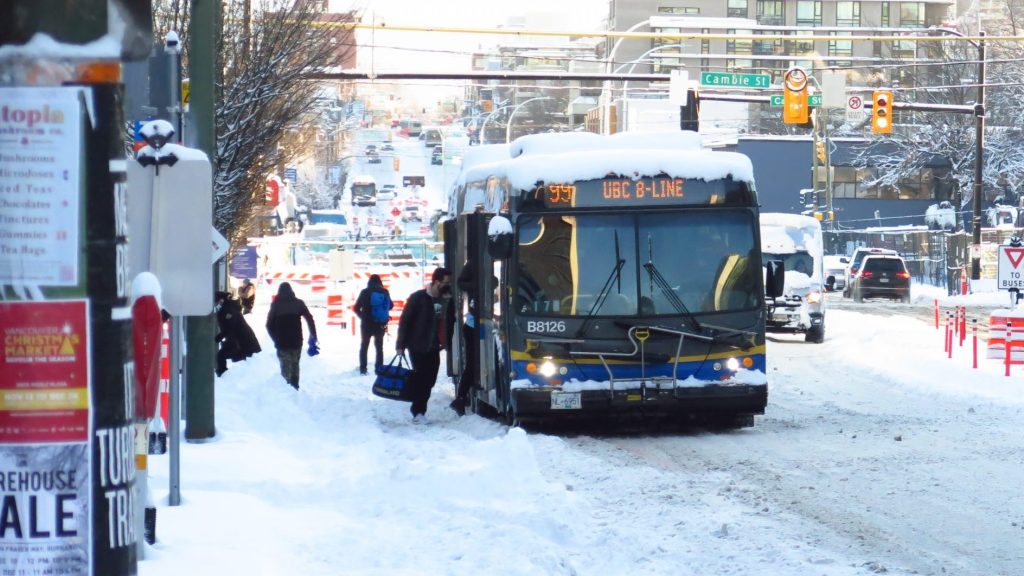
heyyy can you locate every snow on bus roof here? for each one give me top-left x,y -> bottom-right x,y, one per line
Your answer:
509,130 -> 703,158
456,132 -> 753,190
505,147 -> 754,190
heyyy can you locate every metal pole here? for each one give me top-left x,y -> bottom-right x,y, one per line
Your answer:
505,96 -> 553,143
168,317 -> 183,506
971,31 -> 986,280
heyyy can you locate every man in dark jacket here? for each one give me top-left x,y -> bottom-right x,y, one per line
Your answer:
354,274 -> 393,375
266,282 -> 318,390
396,267 -> 452,421
215,291 -> 262,377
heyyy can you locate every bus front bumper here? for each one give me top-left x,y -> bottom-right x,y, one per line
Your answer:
510,383 -> 768,421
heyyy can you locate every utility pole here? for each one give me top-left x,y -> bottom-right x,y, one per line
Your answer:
184,0 -> 219,444
971,32 -> 987,281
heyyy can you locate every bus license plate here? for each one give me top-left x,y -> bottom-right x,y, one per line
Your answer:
551,392 -> 581,410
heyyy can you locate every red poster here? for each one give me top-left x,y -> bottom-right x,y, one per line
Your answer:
0,300 -> 90,443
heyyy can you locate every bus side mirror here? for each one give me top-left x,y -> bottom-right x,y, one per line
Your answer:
765,260 -> 785,298
487,216 -> 513,260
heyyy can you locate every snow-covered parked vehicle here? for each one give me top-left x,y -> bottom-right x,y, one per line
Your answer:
925,201 -> 956,231
760,213 -> 826,343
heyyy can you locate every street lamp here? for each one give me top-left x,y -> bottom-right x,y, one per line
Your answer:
506,96 -> 554,143
479,105 -> 514,145
603,18 -> 652,135
929,27 -> 986,281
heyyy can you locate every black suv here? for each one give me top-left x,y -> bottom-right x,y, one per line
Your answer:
850,255 -> 911,303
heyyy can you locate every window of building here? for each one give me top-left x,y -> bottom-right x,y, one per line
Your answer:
891,40 -> 916,59
726,58 -> 754,73
792,30 -> 814,55
658,6 -> 700,14
702,28 -> 710,55
727,31 -> 753,55
754,30 -> 783,56
653,28 -> 680,49
829,32 -> 853,58
881,2 -> 890,27
836,1 -> 860,27
899,2 -> 925,27
796,1 -> 822,27
830,166 -> 947,200
756,0 -> 785,26
727,0 -> 749,18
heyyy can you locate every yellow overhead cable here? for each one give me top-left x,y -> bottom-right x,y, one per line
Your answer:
323,22 -> 1011,43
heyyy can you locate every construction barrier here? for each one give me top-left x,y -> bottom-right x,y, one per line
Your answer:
327,294 -> 348,327
986,310 -> 1024,363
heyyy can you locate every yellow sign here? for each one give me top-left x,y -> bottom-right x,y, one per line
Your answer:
182,78 -> 191,107
481,100 -> 493,112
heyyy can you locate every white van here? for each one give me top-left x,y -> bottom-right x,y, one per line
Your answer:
760,213 -> 826,343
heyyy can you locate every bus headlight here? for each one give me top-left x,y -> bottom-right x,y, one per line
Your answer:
726,357 -> 740,372
806,291 -> 822,304
539,361 -> 557,378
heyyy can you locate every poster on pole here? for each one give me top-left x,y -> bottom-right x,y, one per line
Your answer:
0,87 -> 83,287
0,299 -> 92,576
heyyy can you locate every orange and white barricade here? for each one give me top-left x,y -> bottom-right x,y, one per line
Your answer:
327,294 -> 348,328
263,270 -> 330,306
986,310 -> 1024,363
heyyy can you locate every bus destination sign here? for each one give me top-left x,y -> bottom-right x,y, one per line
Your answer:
527,177 -> 687,209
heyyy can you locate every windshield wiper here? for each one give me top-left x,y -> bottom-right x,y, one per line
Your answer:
643,260 -> 702,332
575,231 -> 625,337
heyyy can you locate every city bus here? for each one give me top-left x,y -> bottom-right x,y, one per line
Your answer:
444,132 -> 781,427
350,175 -> 377,206
399,119 -> 422,137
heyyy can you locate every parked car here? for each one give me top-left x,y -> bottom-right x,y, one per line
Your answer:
843,247 -> 899,297
849,255 -> 911,303
377,184 -> 397,201
381,142 -> 394,152
823,255 -> 849,292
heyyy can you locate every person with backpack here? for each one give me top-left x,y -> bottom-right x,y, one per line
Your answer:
354,274 -> 393,375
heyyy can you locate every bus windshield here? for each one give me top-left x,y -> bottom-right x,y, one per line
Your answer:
514,211 -> 760,317
352,183 -> 376,198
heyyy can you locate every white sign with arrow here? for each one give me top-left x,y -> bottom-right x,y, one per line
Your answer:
845,95 -> 866,123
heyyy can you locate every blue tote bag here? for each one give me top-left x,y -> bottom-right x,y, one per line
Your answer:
372,354 -> 415,402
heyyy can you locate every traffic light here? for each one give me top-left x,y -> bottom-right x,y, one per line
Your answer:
815,141 -> 826,163
783,67 -> 809,125
872,90 -> 893,134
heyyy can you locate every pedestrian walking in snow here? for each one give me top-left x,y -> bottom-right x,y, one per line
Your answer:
396,267 -> 452,422
238,278 -> 256,314
266,282 -> 318,390
215,291 -> 262,377
354,274 -> 393,375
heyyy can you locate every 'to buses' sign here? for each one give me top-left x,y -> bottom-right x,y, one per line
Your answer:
997,245 -> 1024,290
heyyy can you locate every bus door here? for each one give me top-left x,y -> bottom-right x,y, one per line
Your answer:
443,217 -> 459,377
456,212 -> 503,413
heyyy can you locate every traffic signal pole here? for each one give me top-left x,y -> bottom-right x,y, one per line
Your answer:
972,32 -> 987,281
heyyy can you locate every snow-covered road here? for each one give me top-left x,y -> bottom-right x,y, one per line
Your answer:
141,302 -> 1024,576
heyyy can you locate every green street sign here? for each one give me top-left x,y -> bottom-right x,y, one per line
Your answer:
700,71 -> 772,89
769,94 -> 823,107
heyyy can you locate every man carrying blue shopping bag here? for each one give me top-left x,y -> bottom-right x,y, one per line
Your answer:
396,267 -> 452,423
